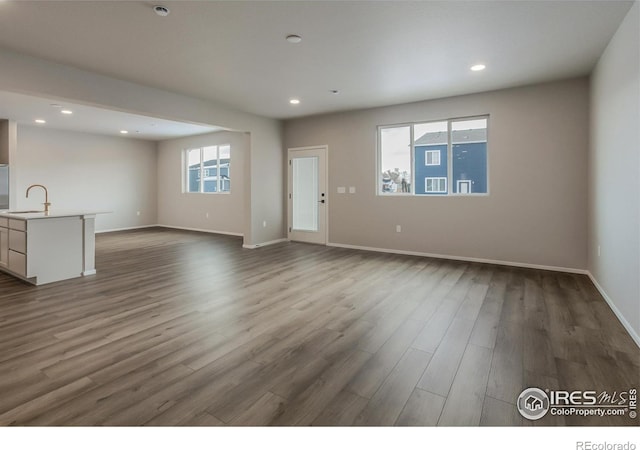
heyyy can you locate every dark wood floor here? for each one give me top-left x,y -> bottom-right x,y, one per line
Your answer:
0,228 -> 637,426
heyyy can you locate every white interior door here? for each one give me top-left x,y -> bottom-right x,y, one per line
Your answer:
288,146 -> 327,244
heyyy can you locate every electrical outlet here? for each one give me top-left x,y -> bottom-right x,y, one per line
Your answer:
349,186 -> 356,194
206,212 -> 209,219
396,225 -> 401,233
597,245 -> 601,257
136,211 -> 141,216
337,187 -> 346,194
263,220 -> 267,228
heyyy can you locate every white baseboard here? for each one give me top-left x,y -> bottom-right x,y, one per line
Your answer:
157,224 -> 243,237
243,238 -> 288,249
587,271 -> 640,348
326,242 -> 589,275
96,224 -> 160,234
82,269 -> 97,276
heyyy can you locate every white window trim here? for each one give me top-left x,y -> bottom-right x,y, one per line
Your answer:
377,115 -> 489,197
184,145 -> 231,194
425,177 -> 447,193
425,150 -> 441,166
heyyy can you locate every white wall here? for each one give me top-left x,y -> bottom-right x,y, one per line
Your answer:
589,2 -> 640,342
0,47 -> 284,246
157,131 -> 247,235
284,78 -> 590,271
15,125 -> 157,232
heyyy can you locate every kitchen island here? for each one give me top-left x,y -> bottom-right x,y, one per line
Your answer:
0,210 -> 102,285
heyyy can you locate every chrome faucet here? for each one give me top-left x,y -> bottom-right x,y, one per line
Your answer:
26,184 -> 51,214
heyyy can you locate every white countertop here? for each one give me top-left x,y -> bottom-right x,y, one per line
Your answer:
0,210 -> 109,220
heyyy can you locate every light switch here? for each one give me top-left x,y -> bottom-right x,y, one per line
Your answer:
349,186 -> 356,194
337,187 -> 346,194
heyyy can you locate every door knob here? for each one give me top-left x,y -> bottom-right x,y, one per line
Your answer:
318,199 -> 325,204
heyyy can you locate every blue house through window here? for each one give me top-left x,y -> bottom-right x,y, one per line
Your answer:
414,128 -> 487,195
414,144 -> 447,195
188,158 -> 230,193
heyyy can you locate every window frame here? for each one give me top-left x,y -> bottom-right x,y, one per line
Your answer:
425,177 -> 447,193
183,144 -> 231,194
425,150 -> 441,166
376,115 -> 489,197
457,179 -> 472,194
377,122 -> 415,196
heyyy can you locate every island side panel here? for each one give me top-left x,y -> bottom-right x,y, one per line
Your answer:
82,214 -> 96,276
27,217 -> 83,285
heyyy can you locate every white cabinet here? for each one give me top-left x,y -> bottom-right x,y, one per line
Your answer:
0,212 -> 98,285
0,218 -> 8,269
5,219 -> 27,276
8,218 -> 26,231
0,218 -> 30,279
8,249 -> 26,277
8,229 -> 26,253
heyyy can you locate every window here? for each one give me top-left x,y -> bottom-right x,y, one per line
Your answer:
184,145 -> 231,193
378,116 -> 487,196
380,126 -> 411,193
425,150 -> 440,166
425,177 -> 447,193
451,119 -> 487,194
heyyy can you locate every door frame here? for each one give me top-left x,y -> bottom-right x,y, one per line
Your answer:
287,145 -> 329,245
457,179 -> 472,194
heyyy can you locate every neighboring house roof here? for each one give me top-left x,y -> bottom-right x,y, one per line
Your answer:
415,129 -> 487,146
188,158 -> 230,169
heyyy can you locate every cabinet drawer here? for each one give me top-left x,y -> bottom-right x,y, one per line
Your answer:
9,229 -> 26,253
9,219 -> 26,231
0,218 -> 7,228
8,250 -> 26,277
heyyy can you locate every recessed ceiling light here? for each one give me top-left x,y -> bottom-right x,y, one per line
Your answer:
35,119 -> 46,124
120,130 -> 129,134
153,5 -> 170,16
470,64 -> 486,72
329,90 -> 340,95
61,109 -> 73,115
286,34 -> 302,44
289,99 -> 300,105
